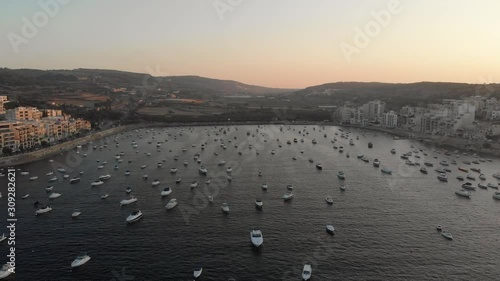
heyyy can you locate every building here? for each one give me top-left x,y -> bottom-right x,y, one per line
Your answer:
44,109 -> 63,117
382,111 -> 398,128
361,100 -> 386,122
6,106 -> 42,121
0,96 -> 8,115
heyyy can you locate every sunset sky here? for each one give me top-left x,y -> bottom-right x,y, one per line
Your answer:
1,0 -> 499,88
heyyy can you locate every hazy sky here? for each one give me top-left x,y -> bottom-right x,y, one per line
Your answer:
1,0 -> 499,88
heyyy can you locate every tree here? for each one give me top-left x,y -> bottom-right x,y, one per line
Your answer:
2,147 -> 13,156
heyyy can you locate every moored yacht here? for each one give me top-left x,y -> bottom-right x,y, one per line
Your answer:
161,187 -> 172,196
373,159 -> 380,167
170,168 -> 178,173
326,224 -> 335,234
337,171 -> 345,180
165,198 -> 178,209
250,230 -> 263,247
437,173 -> 448,182
325,197 -> 333,205
283,191 -> 293,201
126,210 -> 143,223
462,182 -> 476,190
441,231 -> 453,240
255,198 -> 263,209
71,252 -> 91,268
91,180 -> 104,187
478,183 -> 487,189
487,182 -> 498,189
35,205 -> 52,215
49,192 -> 61,199
381,167 -> 392,174
420,167 -> 428,174
302,264 -> 312,281
315,164 -> 323,170
151,179 -> 160,186
120,196 -> 137,206
98,174 -> 111,181
190,181 -> 198,188
193,264 -> 203,279
199,166 -> 208,175
455,189 -> 471,198
71,209 -> 81,218
493,192 -> 500,200
221,203 -> 230,213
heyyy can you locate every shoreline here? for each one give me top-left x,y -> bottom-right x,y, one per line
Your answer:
2,121 -> 499,167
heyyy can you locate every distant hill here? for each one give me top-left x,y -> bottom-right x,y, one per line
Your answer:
291,81 -> 500,108
0,68 -> 294,95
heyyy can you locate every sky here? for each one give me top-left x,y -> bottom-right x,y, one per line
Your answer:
1,0 -> 499,88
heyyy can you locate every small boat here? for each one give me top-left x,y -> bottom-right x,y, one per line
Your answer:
161,187 -> 172,196
193,264 -> 203,279
325,197 -> 333,205
71,252 -> 91,268
258,172 -> 263,177
99,174 -> 111,181
120,196 -> 137,206
420,167 -> 428,174
46,171 -> 54,176
255,198 -> 263,209
142,174 -> 148,180
170,168 -> 178,173
101,193 -> 109,199
373,159 -> 380,167
183,161 -> 189,166
286,184 -> 293,190
456,176 -> 464,181
165,198 -> 178,209
466,174 -> 476,180
226,167 -> 233,173
91,180 -> 104,187
424,162 -> 434,167
261,183 -> 268,190
337,171 -> 345,180
478,183 -> 488,189
436,225 -> 442,231
199,166 -> 208,175
493,192 -> 500,200
70,177 -> 80,184
283,191 -> 293,201
455,189 -> 471,198
35,205 -> 52,215
390,148 -> 396,154
493,173 -> 500,180
316,164 -> 323,170
29,175 -> 38,181
250,230 -> 263,247
462,182 -> 476,190
302,264 -> 312,281
458,167 -> 468,172
340,185 -> 346,191
326,224 -> 335,234
126,210 -> 143,223
22,194 -> 30,199
49,192 -> 61,199
97,165 -> 104,169
126,187 -> 132,193
151,179 -> 160,186
57,167 -> 66,173
63,174 -> 69,179
79,171 -> 84,175
222,203 -> 230,213
479,174 -> 486,181
208,196 -> 214,203
437,173 -> 448,182
381,167 -> 392,175
227,175 -> 232,182
190,181 -> 198,188
0,234 -> 6,242
46,186 -> 54,192
487,182 -> 498,189
441,232 -> 453,240
140,165 -> 146,169
308,158 -> 314,163
72,209 -> 81,218
124,170 -> 131,176
175,178 -> 181,184
471,167 -> 481,173
48,176 -> 58,182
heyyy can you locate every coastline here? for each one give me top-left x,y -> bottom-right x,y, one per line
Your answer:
2,120 -> 499,167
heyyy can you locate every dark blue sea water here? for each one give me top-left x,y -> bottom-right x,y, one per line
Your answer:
1,125 -> 500,280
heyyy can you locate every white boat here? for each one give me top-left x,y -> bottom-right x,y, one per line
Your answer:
340,185 -> 346,191
165,198 -> 178,209
287,184 -> 293,190
193,264 -> 203,279
170,168 -> 178,173
479,174 -> 486,181
261,183 -> 268,190
142,174 -> 148,180
478,183 -> 488,189
493,192 -> 500,200
325,197 -> 333,205
69,177 -> 80,184
126,187 -> 132,193
22,194 -> 30,199
250,230 -> 263,247
183,161 -> 189,166
91,180 -> 104,187
126,210 -> 143,223
190,181 -> 198,188
455,189 -> 471,198
437,173 -> 448,182
97,165 -> 104,169
63,174 -> 69,179
218,160 -> 226,166
337,171 -> 345,180
221,203 -> 230,213
0,264 -> 14,279
205,179 -> 211,185
373,159 -> 380,167
326,224 -> 335,234
29,176 -> 38,181
493,173 -> 500,180
462,182 -> 476,190
101,193 -> 109,199
175,178 -> 181,184
0,234 -> 6,243
255,198 -> 263,209
437,225 -> 442,231
98,174 -> 111,180
124,170 -> 131,176
487,182 -> 498,189
49,192 -> 61,199
441,232 -> 453,240
199,166 -> 208,175
161,187 -> 172,196
120,196 -> 137,206
208,195 -> 214,203
140,165 -> 146,169
48,176 -> 58,182
226,167 -> 232,173
302,264 -> 312,280
152,179 -> 160,186
35,205 -> 52,215
46,171 -> 54,176
72,209 -> 81,218
57,167 -> 66,173
283,191 -> 293,201
381,168 -> 392,174
46,185 -> 54,192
